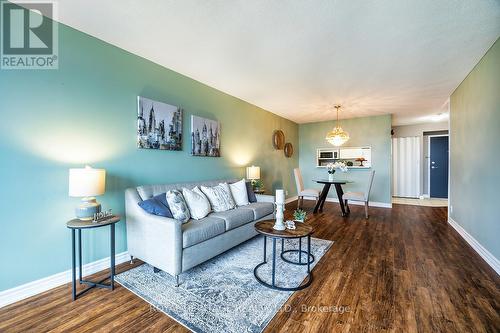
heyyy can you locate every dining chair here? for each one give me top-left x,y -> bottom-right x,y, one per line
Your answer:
293,168 -> 320,209
342,170 -> 375,219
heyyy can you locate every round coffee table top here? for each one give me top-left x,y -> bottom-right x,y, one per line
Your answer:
255,220 -> 313,238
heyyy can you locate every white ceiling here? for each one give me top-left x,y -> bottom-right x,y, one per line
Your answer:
51,0 -> 500,125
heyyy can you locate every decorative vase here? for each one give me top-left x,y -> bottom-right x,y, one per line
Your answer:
274,203 -> 286,230
328,172 -> 335,181
273,189 -> 286,230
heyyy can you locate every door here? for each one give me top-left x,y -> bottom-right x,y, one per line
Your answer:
430,136 -> 449,198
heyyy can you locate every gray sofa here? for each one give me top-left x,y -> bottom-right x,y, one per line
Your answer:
125,179 -> 275,285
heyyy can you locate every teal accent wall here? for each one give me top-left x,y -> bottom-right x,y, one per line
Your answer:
0,20 -> 298,291
298,115 -> 392,204
450,38 -> 500,259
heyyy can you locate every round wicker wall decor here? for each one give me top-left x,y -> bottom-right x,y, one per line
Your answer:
284,142 -> 293,158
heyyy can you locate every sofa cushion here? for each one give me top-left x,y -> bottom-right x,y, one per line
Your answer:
166,190 -> 190,223
137,193 -> 173,218
182,186 -> 211,220
240,202 -> 274,220
229,179 -> 249,206
246,181 -> 257,203
201,183 -> 236,212
182,216 -> 226,248
209,208 -> 254,231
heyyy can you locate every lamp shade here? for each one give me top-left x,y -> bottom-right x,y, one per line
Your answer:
69,166 -> 106,197
246,165 -> 260,180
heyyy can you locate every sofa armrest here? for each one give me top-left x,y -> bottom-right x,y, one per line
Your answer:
256,194 -> 275,203
125,188 -> 183,276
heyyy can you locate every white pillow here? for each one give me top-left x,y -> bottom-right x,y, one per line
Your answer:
201,183 -> 236,212
182,186 -> 211,220
229,179 -> 249,206
165,190 -> 190,223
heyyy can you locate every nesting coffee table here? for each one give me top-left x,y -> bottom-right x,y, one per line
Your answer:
254,220 -> 314,291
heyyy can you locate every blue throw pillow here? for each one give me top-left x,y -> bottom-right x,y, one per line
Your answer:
246,181 -> 257,203
138,193 -> 174,218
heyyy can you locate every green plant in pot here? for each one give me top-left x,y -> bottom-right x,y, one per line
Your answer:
293,209 -> 307,222
253,179 -> 264,191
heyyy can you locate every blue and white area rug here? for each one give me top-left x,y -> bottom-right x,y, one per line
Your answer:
116,235 -> 332,333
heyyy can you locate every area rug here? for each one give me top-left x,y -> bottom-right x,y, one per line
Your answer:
116,235 -> 332,333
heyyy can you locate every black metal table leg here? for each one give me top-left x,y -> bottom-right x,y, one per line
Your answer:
110,223 -> 115,290
263,236 -> 267,263
281,239 -> 284,254
298,237 -> 302,263
334,183 -> 348,216
271,238 -> 276,287
71,229 -> 76,301
307,235 -> 311,274
78,229 -> 82,283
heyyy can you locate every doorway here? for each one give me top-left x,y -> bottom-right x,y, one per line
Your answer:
429,135 -> 449,198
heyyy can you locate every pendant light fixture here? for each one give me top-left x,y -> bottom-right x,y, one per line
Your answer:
325,105 -> 350,146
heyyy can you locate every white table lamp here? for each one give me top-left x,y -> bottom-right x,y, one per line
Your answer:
69,166 -> 106,220
246,165 -> 260,180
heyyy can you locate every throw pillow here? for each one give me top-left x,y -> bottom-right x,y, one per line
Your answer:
182,186 -> 211,220
138,193 -> 174,218
246,181 -> 257,203
229,179 -> 249,206
201,183 -> 236,212
219,183 -> 236,208
165,190 -> 191,223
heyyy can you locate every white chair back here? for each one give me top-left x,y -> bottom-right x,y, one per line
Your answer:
293,168 -> 304,193
364,170 -> 375,200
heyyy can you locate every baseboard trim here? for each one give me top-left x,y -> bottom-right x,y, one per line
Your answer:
0,251 -> 129,308
448,217 -> 500,275
300,196 -> 392,208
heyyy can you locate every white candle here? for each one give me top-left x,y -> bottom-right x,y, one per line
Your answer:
276,189 -> 285,204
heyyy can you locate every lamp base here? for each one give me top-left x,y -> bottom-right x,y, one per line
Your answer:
273,218 -> 286,231
75,197 -> 101,221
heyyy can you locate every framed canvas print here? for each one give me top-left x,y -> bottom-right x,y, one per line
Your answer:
137,96 -> 182,150
191,115 -> 220,157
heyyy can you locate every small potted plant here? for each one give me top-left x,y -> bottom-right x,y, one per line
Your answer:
293,209 -> 307,223
253,179 -> 264,192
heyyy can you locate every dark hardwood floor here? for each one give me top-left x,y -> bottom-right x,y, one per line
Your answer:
1,202 -> 499,332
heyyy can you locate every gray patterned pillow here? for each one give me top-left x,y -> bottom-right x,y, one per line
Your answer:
165,190 -> 190,223
200,183 -> 236,212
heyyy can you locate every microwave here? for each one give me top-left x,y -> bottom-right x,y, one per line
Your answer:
319,150 -> 338,159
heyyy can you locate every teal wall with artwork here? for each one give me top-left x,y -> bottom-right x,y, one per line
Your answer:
450,38 -> 500,259
299,115 -> 392,205
0,19 -> 299,291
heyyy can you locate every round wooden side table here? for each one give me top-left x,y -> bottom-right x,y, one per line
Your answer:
254,220 -> 314,291
66,215 -> 121,300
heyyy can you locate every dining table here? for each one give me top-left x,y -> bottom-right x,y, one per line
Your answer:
313,179 -> 354,216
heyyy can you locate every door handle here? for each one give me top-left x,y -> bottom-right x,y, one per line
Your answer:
431,166 -> 438,169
